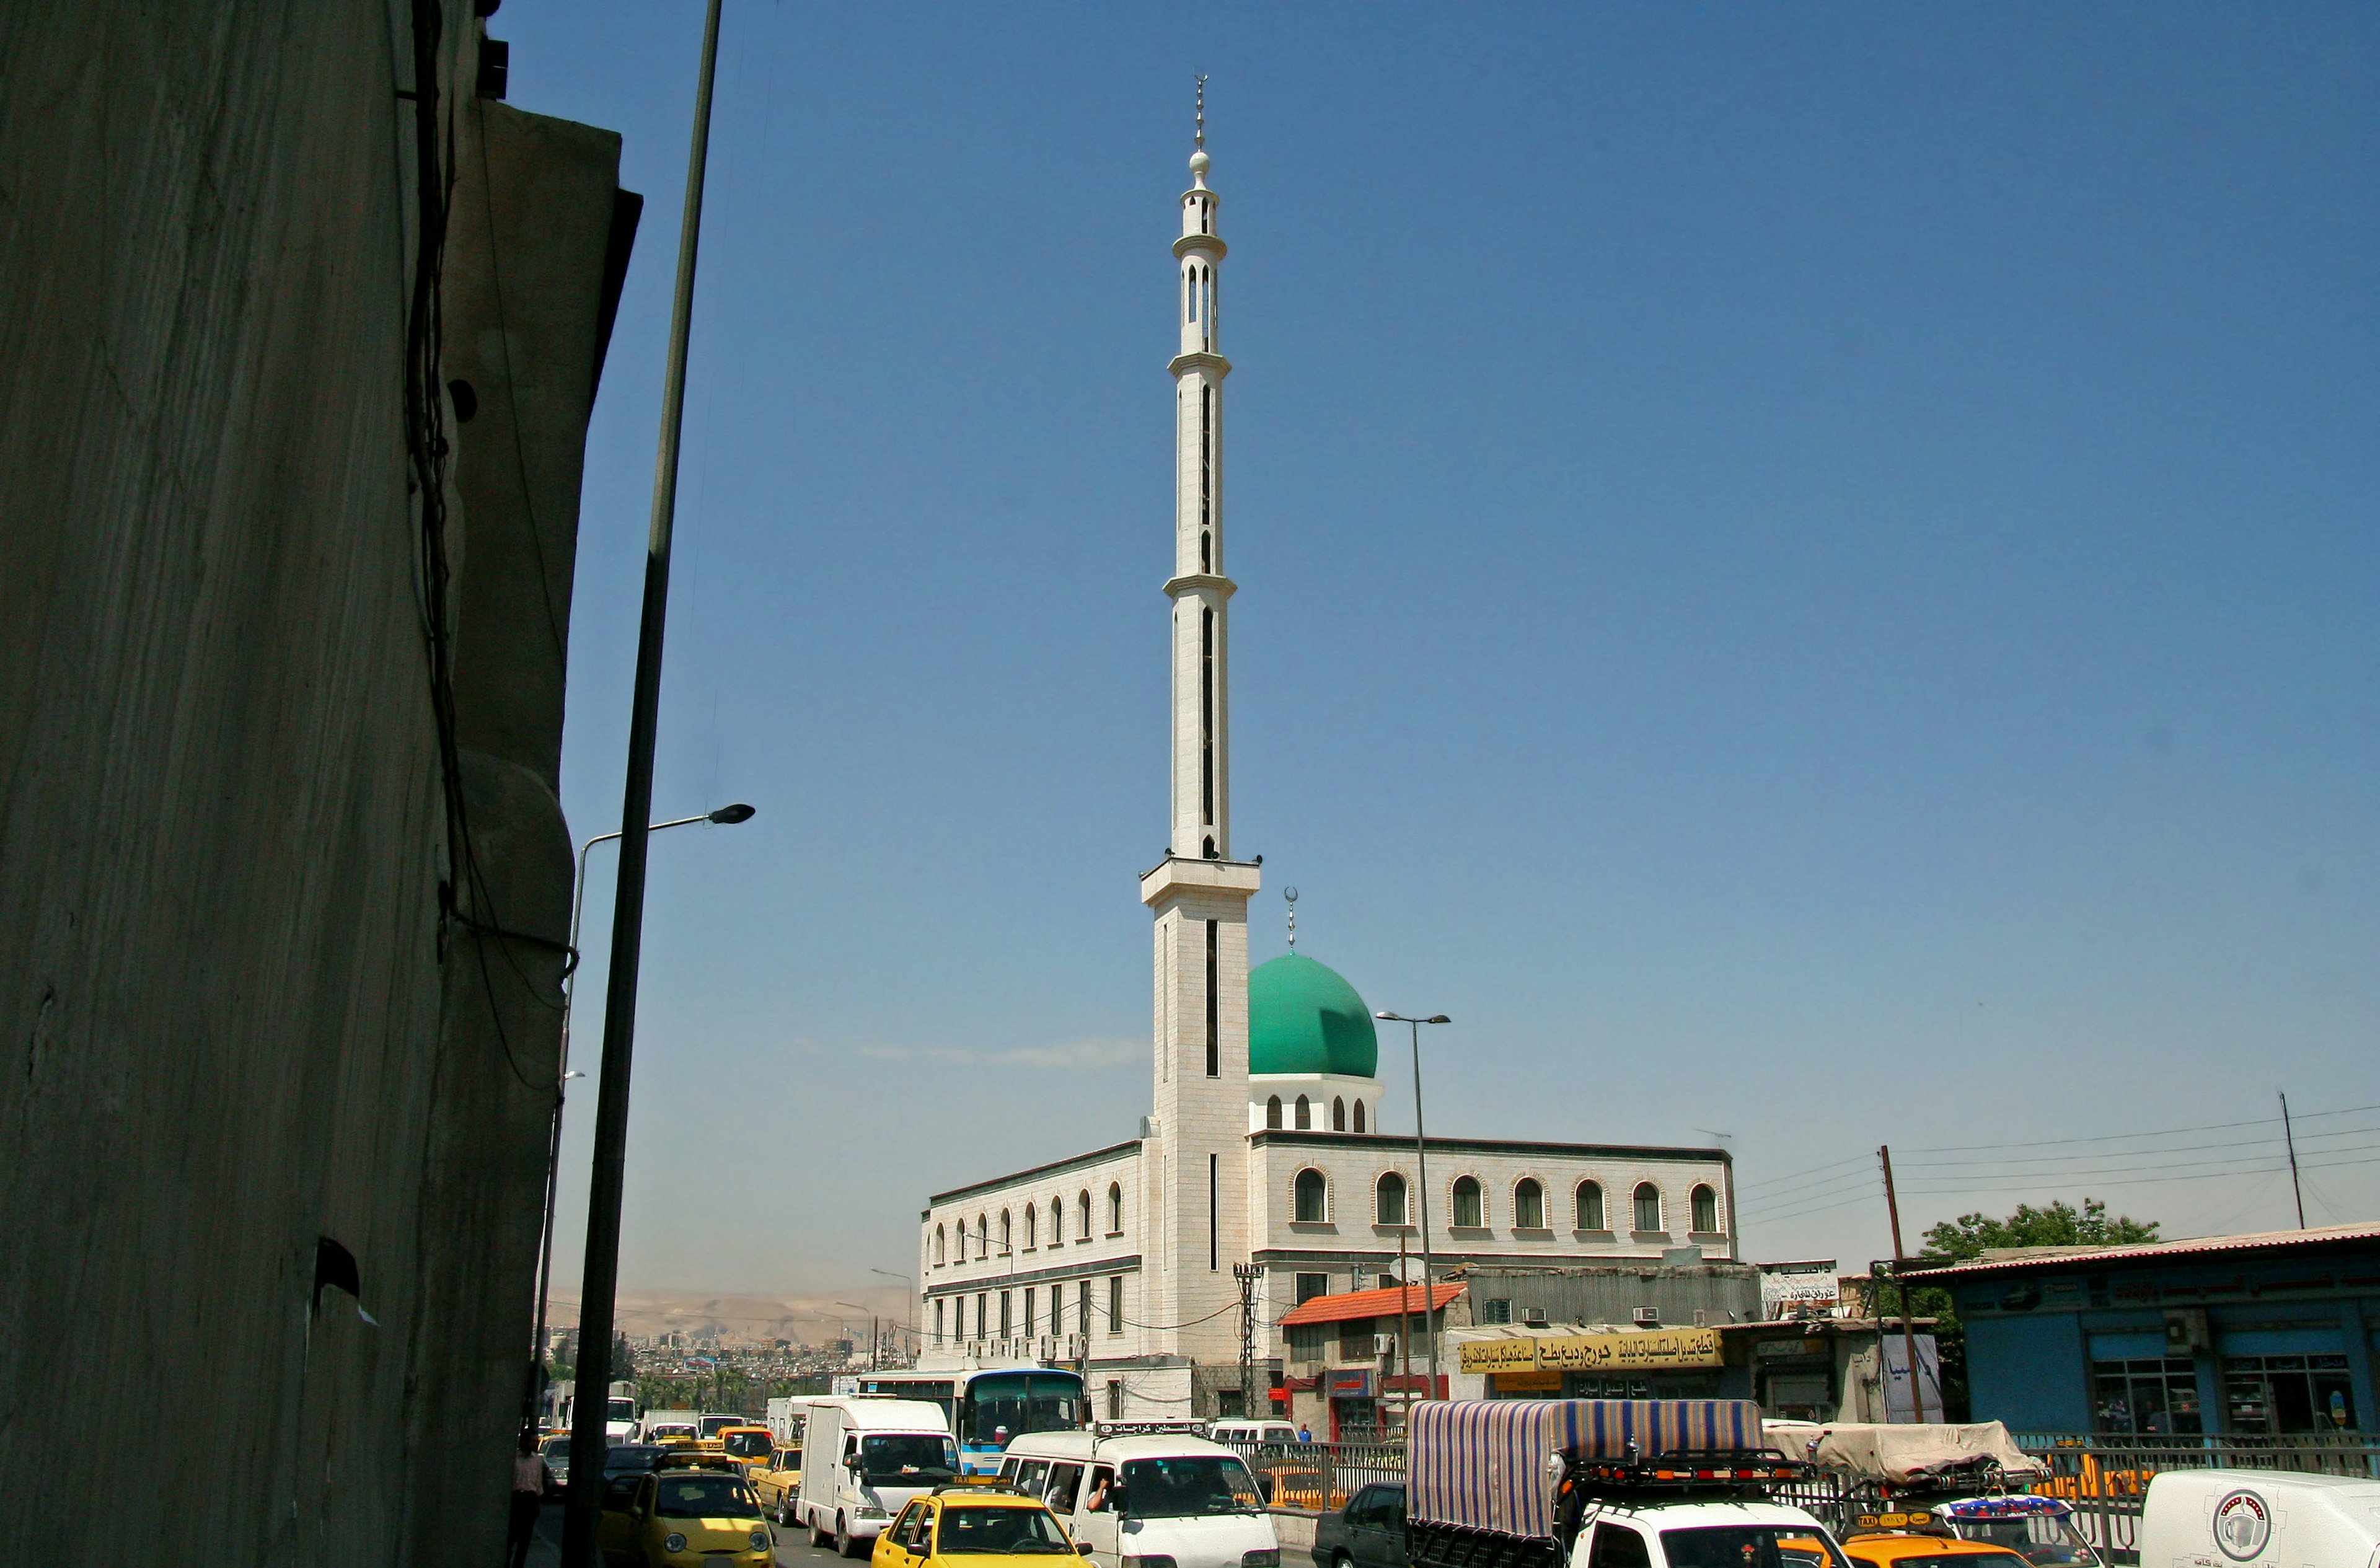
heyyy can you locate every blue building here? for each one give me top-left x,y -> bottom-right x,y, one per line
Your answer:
1905,1222 -> 2380,1436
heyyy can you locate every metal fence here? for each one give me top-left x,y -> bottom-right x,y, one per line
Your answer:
2013,1434 -> 2380,1564
1221,1441 -> 1405,1514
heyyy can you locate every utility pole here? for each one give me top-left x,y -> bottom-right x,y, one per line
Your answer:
1233,1263 -> 1259,1419
1879,1145 -> 1929,1423
2280,1091 -> 2306,1228
1395,1226 -> 1413,1434
560,1 -> 725,1561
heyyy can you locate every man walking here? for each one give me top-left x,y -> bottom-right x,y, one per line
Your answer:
509,1430 -> 552,1568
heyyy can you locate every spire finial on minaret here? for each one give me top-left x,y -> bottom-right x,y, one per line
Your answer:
1284,887 -> 1298,951
1195,74 -> 1207,149
1189,76 -> 1211,186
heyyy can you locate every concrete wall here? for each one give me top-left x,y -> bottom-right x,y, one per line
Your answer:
0,4 -> 624,1561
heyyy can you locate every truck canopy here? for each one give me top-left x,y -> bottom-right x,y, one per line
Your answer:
1409,1399 -> 1766,1539
1794,1422 -> 2043,1485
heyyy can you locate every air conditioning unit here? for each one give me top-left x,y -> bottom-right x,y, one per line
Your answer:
1633,1306 -> 1659,1326
1522,1308 -> 1549,1328
1371,1334 -> 1399,1358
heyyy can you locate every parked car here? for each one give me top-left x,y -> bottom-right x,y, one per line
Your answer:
1313,1482 -> 1405,1568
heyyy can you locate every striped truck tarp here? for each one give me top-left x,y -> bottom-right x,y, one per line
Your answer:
1408,1399 -> 1766,1539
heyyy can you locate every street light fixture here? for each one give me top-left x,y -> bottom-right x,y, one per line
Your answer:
528,802 -> 757,1416
1375,1011 -> 1450,1412
870,1267 -> 915,1363
837,1302 -> 879,1371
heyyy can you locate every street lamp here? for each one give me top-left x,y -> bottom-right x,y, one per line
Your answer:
529,802 -> 756,1412
838,1302 -> 879,1371
870,1268 -> 915,1363
1375,1011 -> 1450,1409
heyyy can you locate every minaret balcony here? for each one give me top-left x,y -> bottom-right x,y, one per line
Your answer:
1161,571 -> 1235,601
1173,232 -> 1228,262
1166,350 -> 1231,380
1139,854 -> 1261,907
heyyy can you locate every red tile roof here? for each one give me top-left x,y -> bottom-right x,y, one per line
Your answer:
1279,1282 -> 1464,1327
1900,1220 -> 2380,1280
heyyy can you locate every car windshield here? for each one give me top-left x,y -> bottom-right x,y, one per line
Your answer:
607,1398 -> 637,1420
543,1438 -> 571,1460
723,1432 -> 771,1458
1120,1456 -> 1265,1517
938,1506 -> 1074,1554
1951,1517 -> 2099,1566
967,1373 -> 1084,1447
606,1447 -> 663,1473
862,1433 -> 959,1482
653,1475 -> 758,1520
1657,1527 -> 1850,1568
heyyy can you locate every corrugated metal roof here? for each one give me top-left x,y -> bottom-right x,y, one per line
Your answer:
1900,1220 -> 2380,1280
1279,1281 -> 1464,1326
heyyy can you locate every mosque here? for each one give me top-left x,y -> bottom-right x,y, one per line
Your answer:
913,108 -> 1734,1430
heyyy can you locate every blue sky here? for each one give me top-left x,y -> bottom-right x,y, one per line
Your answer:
510,3 -> 2380,1300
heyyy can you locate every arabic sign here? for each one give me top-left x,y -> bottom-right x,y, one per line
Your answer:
1456,1328 -> 1724,1373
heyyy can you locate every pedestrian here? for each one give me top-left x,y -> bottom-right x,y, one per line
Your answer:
1296,1423 -> 1311,1444
509,1430 -> 550,1568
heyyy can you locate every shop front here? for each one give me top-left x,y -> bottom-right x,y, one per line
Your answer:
1458,1326 -> 1727,1401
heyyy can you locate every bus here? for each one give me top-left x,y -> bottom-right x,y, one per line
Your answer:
832,1367 -> 1086,1474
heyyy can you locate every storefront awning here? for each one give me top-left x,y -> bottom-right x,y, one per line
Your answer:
1279,1282 -> 1463,1328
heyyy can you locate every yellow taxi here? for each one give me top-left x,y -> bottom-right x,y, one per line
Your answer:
717,1425 -> 775,1472
656,1448 -> 746,1474
603,1465 -> 775,1568
871,1487 -> 1086,1568
752,1444 -> 804,1526
1841,1530 -> 2032,1568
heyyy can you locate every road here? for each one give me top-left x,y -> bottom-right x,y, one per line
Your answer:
524,1502 -> 856,1568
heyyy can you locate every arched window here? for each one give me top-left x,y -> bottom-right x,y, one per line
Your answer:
1266,1096 -> 1282,1130
1352,1100 -> 1366,1134
1576,1180 -> 1605,1231
1108,1182 -> 1124,1235
1332,1097 -> 1346,1131
1377,1172 -> 1408,1227
1634,1183 -> 1663,1234
1514,1178 -> 1545,1230
1294,1095 -> 1311,1130
999,1210 -> 1011,1253
1051,1196 -> 1065,1241
934,1224 -> 946,1266
1078,1189 -> 1092,1241
1294,1168 -> 1327,1223
1451,1176 -> 1483,1229
976,1214 -> 989,1257
1691,1183 -> 1719,1233
1023,1205 -> 1036,1250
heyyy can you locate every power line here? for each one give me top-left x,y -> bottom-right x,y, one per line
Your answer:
1903,1101 -> 2380,1156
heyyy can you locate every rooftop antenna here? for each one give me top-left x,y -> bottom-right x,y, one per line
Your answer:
1284,886 -> 1298,952
1195,74 -> 1207,150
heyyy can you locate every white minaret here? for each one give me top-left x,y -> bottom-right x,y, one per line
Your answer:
1139,84 -> 1258,1372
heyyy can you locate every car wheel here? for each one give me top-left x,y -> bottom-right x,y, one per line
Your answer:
1334,1552 -> 1355,1568
811,1514 -> 832,1549
835,1514 -> 858,1558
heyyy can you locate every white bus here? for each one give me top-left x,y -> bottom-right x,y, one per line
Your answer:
832,1367 -> 1086,1476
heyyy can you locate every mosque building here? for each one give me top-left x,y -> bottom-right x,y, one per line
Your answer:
914,105 -> 1733,1431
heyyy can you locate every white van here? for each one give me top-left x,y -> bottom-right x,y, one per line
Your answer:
998,1430 -> 1280,1568
795,1397 -> 961,1558
2138,1468 -> 2380,1567
1206,1420 -> 1300,1447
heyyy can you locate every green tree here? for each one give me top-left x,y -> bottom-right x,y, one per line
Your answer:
1921,1198 -> 2159,1261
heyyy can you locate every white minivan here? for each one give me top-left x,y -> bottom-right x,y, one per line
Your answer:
1206,1420 -> 1300,1447
998,1430 -> 1280,1568
2138,1468 -> 2380,1567
795,1397 -> 961,1558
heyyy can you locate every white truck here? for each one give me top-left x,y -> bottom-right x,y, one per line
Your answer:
997,1428 -> 1280,1568
2136,1468 -> 2380,1566
1405,1398 -> 1851,1568
642,1407 -> 702,1444
794,1396 -> 960,1559
552,1378 -> 643,1444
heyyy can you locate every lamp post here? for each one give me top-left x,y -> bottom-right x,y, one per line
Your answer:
870,1268 -> 915,1364
529,803 -> 753,1418
1375,1011 -> 1450,1404
838,1302 -> 878,1371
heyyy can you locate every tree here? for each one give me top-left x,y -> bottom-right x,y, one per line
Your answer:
1921,1199 -> 2159,1262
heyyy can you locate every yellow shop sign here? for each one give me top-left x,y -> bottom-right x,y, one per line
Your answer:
1457,1337 -> 1544,1373
1536,1328 -> 1722,1370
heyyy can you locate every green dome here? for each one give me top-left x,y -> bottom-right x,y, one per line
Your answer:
1248,953 -> 1378,1078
